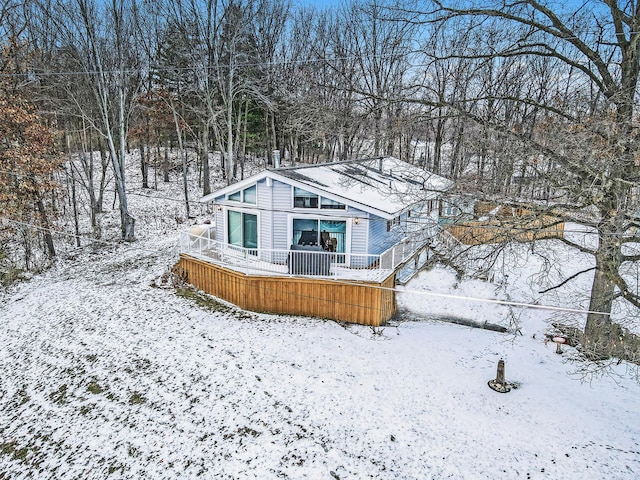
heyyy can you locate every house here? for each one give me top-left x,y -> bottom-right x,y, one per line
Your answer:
176,157 -> 452,325
200,157 -> 451,262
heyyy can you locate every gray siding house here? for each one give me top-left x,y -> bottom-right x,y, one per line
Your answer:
190,157 -> 451,277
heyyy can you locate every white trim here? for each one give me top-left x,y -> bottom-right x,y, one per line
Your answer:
202,174 -> 269,203
223,207 -> 228,246
290,186 -> 348,212
200,159 -> 452,220
281,174 -> 390,217
226,182 -> 258,206
363,216 -> 369,257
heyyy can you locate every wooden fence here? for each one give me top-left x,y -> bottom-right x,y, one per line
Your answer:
175,254 -> 397,326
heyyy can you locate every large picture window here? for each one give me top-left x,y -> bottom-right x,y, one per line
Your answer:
293,219 -> 346,255
228,210 -> 258,250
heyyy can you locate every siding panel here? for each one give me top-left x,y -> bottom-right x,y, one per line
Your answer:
368,214 -> 396,255
272,180 -> 291,250
257,178 -> 273,251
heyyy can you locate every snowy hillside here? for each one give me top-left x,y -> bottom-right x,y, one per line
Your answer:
1,159 -> 639,479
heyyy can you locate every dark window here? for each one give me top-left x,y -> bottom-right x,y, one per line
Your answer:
293,218 -> 346,257
386,216 -> 401,232
294,187 -> 318,208
320,197 -> 346,209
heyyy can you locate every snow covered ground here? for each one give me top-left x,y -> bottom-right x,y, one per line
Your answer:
1,159 -> 639,479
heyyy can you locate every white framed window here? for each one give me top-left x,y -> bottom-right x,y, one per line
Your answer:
293,187 -> 346,210
228,210 -> 258,251
227,184 -> 257,205
293,188 -> 318,208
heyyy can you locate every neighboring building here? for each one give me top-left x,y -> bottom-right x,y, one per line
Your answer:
438,194 -> 476,225
443,200 -> 565,245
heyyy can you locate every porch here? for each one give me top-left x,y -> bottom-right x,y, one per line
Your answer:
178,231 -> 428,283
176,230 -> 432,325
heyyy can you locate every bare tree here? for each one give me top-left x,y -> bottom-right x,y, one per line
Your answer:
31,0 -> 141,241
421,1 -> 640,354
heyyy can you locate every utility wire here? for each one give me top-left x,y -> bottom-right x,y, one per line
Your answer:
0,215 -> 614,318
1,165 -> 639,238
0,28 -> 636,80
2,165 -> 638,237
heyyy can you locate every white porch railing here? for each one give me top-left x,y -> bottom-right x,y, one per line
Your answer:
178,231 -> 428,283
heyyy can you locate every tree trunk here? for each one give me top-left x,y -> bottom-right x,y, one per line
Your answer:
140,142 -> 149,189
584,202 -> 626,349
226,70 -> 235,183
154,143 -> 160,189
201,123 -> 211,196
163,145 -> 170,182
35,198 -> 56,258
119,71 -> 135,241
182,143 -> 190,219
433,114 -> 443,175
96,147 -> 108,215
69,165 -> 80,247
585,261 -> 616,336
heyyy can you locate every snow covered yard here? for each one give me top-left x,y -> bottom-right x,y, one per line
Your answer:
1,161 -> 639,479
0,230 -> 639,479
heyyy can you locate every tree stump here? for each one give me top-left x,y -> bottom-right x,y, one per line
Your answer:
488,358 -> 511,393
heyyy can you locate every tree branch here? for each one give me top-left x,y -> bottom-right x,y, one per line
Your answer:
538,266 -> 596,294
431,0 -> 619,99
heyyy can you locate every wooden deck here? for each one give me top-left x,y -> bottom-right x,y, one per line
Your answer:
175,254 -> 397,326
446,215 -> 564,245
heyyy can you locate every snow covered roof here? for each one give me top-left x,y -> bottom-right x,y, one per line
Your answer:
201,157 -> 452,219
